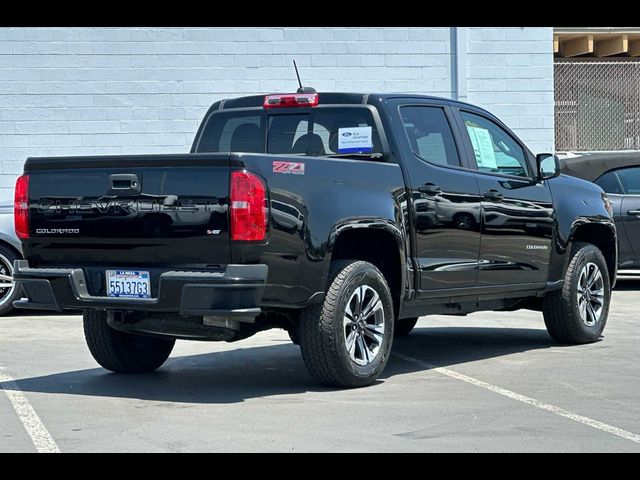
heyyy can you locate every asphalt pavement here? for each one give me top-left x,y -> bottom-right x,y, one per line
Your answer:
1,279 -> 640,452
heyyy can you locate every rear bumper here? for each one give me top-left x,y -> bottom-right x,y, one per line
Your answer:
12,260 -> 267,322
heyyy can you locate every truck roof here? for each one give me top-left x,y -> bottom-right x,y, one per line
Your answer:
215,92 -> 489,115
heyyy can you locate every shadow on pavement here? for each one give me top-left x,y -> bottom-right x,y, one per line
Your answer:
2,326 -> 560,405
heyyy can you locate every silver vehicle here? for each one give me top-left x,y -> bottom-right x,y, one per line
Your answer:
0,203 -> 23,315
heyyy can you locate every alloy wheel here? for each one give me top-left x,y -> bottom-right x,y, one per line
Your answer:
577,262 -> 605,327
343,285 -> 385,366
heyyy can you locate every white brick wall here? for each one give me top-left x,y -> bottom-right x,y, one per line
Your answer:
0,27 -> 553,201
466,27 -> 554,154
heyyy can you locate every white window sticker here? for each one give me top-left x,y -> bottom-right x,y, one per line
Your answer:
466,125 -> 497,169
338,126 -> 373,153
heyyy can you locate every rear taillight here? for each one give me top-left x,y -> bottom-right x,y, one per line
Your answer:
230,170 -> 267,241
14,174 -> 30,240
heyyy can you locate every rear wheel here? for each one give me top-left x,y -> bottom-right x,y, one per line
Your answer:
0,245 -> 22,316
543,242 -> 611,344
298,260 -> 394,388
83,310 -> 175,373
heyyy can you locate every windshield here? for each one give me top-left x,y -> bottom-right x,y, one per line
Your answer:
195,107 -> 383,157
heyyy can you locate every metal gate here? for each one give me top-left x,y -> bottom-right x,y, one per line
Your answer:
555,61 -> 640,151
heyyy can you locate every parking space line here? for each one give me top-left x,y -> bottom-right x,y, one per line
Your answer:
393,352 -> 640,446
0,365 -> 60,453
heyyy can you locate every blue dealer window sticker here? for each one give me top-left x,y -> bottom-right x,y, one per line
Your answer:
338,126 -> 373,153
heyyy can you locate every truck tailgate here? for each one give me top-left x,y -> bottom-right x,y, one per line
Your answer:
23,154 -> 231,267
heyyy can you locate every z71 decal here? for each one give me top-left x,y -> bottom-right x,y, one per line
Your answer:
273,161 -> 305,175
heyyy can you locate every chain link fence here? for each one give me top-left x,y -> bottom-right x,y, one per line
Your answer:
555,61 -> 640,152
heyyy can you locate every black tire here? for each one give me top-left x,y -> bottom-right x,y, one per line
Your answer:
395,317 -> 419,337
298,260 -> 394,388
543,242 -> 611,344
83,310 -> 175,373
0,244 -> 22,316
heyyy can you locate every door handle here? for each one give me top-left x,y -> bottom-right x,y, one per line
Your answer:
483,189 -> 503,201
108,174 -> 141,194
627,210 -> 640,217
418,183 -> 442,195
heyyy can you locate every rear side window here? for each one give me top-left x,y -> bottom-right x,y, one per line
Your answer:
594,171 -> 623,194
196,107 -> 382,156
615,167 -> 640,194
399,106 -> 461,167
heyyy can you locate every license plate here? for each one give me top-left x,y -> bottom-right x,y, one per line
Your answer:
106,270 -> 151,299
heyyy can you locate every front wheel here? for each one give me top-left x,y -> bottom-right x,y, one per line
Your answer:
83,310 -> 175,373
298,260 -> 394,388
543,242 -> 611,344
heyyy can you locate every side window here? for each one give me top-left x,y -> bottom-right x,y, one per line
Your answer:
594,171 -> 623,194
460,111 -> 529,178
399,106 -> 461,167
616,167 -> 640,194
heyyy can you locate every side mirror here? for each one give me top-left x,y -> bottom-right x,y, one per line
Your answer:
536,153 -> 560,181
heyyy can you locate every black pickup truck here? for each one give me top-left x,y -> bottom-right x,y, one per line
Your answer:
13,91 -> 617,387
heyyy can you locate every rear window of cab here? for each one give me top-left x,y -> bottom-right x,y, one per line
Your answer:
195,107 -> 383,157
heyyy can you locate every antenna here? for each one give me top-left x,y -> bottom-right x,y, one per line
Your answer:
293,60 -> 303,91
293,60 -> 316,94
